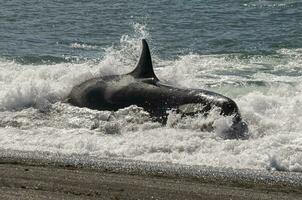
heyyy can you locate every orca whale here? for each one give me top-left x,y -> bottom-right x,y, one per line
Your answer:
68,39 -> 248,139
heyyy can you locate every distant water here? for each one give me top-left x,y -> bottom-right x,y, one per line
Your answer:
1,0 -> 302,172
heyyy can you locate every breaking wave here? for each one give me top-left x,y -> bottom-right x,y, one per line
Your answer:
0,24 -> 302,172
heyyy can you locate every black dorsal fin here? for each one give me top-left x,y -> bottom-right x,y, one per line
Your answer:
130,39 -> 158,80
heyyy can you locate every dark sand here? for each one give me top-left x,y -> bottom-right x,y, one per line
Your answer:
0,150 -> 301,199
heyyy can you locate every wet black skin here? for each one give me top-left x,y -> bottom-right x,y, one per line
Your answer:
68,39 -> 248,139
69,75 -> 240,121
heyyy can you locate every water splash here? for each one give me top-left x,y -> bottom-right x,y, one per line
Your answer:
1,24 -> 302,172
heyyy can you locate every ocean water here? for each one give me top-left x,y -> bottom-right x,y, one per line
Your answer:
1,0 -> 302,172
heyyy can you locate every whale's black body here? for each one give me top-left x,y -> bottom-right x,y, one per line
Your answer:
68,39 -> 248,139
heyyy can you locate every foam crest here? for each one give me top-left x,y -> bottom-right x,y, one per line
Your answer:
0,60 -> 99,110
70,43 -> 98,50
243,0 -> 299,8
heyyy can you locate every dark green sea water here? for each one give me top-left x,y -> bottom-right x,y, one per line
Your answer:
1,0 -> 301,62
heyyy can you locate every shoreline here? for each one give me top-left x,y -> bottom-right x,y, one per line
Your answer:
0,150 -> 301,199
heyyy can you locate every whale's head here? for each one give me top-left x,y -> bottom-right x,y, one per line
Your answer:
218,98 -> 249,139
227,120 -> 249,139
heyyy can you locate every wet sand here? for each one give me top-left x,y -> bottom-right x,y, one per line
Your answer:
0,150 -> 301,199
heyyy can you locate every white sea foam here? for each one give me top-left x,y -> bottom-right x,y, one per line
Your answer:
243,0 -> 298,8
0,25 -> 302,172
70,43 -> 98,50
